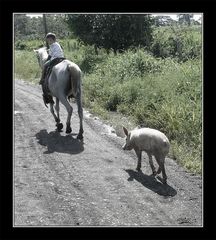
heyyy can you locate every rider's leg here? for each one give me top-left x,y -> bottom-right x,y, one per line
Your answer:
41,61 -> 54,104
39,67 -> 46,85
39,60 -> 50,85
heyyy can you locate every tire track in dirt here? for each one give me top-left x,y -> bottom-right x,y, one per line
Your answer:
14,79 -> 202,226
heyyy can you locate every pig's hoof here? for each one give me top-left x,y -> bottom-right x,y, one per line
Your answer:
162,179 -> 167,184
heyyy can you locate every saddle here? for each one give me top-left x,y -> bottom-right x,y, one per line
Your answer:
46,57 -> 66,80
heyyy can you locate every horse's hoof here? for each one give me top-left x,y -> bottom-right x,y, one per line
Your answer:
77,134 -> 83,140
66,126 -> 72,134
56,123 -> 63,131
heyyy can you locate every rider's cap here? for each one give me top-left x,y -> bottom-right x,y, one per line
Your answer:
46,32 -> 56,40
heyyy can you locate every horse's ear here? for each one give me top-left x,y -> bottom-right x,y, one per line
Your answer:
33,49 -> 38,53
123,126 -> 128,136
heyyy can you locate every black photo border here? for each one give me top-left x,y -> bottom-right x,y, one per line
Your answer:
0,0 -> 215,239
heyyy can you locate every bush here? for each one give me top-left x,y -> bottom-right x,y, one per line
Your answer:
79,46 -> 107,73
15,39 -> 45,51
15,40 -> 27,50
151,25 -> 201,61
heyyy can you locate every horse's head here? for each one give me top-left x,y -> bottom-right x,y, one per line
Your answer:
34,47 -> 48,69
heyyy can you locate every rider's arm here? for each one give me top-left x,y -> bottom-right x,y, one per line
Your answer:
47,55 -> 51,61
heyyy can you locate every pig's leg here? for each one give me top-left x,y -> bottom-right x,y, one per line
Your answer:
156,167 -> 162,174
134,148 -> 142,171
155,155 -> 167,184
160,158 -> 167,184
147,153 -> 156,175
154,154 -> 162,174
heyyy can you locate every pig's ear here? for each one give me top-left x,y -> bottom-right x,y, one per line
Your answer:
123,126 -> 128,136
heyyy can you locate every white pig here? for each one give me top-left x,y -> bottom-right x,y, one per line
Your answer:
122,126 -> 170,184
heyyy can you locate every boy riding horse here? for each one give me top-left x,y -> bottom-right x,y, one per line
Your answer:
40,33 -> 65,104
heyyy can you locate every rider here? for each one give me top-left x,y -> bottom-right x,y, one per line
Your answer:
40,32 -> 65,103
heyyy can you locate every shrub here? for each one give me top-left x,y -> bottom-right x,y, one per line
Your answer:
151,25 -> 201,61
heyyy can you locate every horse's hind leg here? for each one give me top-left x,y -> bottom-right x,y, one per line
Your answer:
76,91 -> 84,139
59,96 -> 73,134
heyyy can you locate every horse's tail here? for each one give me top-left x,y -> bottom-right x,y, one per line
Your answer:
67,63 -> 81,97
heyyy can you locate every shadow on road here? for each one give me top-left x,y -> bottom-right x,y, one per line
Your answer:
35,129 -> 84,155
125,169 -> 177,197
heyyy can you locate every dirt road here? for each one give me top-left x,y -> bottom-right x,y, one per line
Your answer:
14,79 -> 202,226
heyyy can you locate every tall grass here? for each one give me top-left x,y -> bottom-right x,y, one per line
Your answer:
82,49 -> 202,174
14,50 -> 41,82
14,37 -> 202,174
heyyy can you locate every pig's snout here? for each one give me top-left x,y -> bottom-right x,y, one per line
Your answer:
122,144 -> 126,150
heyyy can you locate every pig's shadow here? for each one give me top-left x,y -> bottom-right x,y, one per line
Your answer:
125,169 -> 177,197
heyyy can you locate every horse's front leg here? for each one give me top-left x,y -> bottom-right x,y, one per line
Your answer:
59,96 -> 73,134
55,97 -> 60,122
50,101 -> 63,131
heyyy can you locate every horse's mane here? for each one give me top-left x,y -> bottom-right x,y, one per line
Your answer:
38,46 -> 48,54
38,47 -> 48,61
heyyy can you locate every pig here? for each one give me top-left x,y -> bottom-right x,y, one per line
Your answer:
122,126 -> 170,184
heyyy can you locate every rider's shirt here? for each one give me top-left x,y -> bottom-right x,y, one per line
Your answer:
49,42 -> 64,60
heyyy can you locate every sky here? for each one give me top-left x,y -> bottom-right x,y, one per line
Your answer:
152,14 -> 201,21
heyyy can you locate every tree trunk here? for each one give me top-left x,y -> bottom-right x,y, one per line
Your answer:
94,45 -> 98,55
43,14 -> 49,48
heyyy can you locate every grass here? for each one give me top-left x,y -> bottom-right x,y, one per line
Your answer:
14,50 -> 41,82
83,53 -> 202,174
14,37 -> 202,174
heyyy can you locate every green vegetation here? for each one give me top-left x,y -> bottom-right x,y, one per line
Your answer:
14,15 -> 202,174
66,14 -> 153,53
151,25 -> 201,61
15,50 -> 41,80
83,49 -> 201,174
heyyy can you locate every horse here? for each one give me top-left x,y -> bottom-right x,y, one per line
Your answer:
34,47 -> 84,140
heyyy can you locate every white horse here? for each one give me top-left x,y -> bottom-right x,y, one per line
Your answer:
34,47 -> 83,139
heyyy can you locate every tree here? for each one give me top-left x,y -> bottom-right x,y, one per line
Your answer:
14,14 -> 29,40
66,14 -> 153,54
14,14 -> 70,41
153,16 -> 176,26
177,14 -> 194,26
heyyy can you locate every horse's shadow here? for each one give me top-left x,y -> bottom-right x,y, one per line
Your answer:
35,129 -> 84,155
124,169 -> 177,197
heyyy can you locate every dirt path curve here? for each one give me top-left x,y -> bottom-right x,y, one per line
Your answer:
14,79 -> 202,226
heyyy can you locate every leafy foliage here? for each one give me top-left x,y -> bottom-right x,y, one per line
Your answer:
151,25 -> 201,61
66,14 -> 153,53
14,14 -> 70,41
